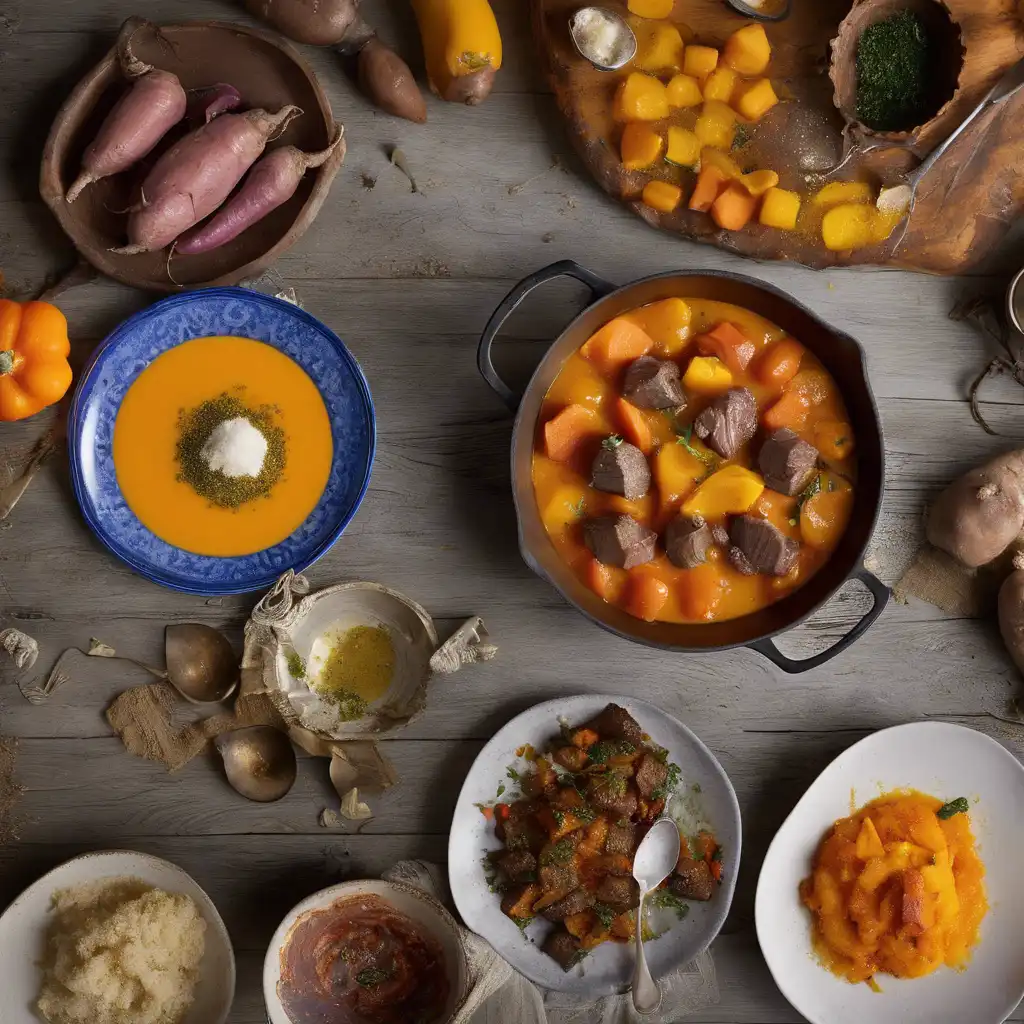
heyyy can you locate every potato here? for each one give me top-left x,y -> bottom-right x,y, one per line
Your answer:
998,558 -> 1024,675
245,0 -> 358,45
926,450 -> 1024,568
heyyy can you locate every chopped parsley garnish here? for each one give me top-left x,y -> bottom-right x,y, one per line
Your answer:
356,967 -> 393,987
540,838 -> 576,865
574,805 -> 597,823
711,846 -> 724,862
651,762 -> 682,801
649,889 -> 690,920
496,783 -> 505,798
594,902 -> 617,928
602,434 -> 624,450
587,740 -> 636,764
677,425 -> 717,469
937,797 -> 969,820
651,744 -> 670,763
515,915 -> 534,932
506,766 -> 520,783
570,497 -> 587,518
791,473 -> 822,525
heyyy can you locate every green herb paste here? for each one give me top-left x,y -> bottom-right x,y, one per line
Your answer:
856,11 -> 931,132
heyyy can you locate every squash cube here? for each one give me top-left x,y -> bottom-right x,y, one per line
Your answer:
694,100 -> 737,150
614,72 -> 670,122
682,355 -> 733,393
666,126 -> 701,167
625,297 -> 692,356
682,464 -> 765,518
701,147 -> 741,179
722,23 -> 771,76
642,180 -> 684,213
683,44 -> 719,80
627,0 -> 674,17
620,123 -> 664,170
735,78 -> 779,121
666,73 -> 703,108
703,67 -> 738,104
654,443 -> 705,509
634,22 -> 686,72
759,186 -> 802,230
739,169 -> 779,196
821,203 -> 876,251
811,181 -> 872,207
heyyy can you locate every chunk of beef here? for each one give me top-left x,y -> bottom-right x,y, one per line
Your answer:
539,858 -> 579,896
665,514 -> 712,568
670,857 -> 715,901
728,546 -> 756,576
553,746 -> 588,772
591,438 -> 651,500
730,514 -> 800,576
595,874 -> 641,914
586,773 -> 639,818
693,387 -> 757,459
542,887 -> 595,922
634,752 -> 670,800
584,515 -> 657,570
758,428 -> 818,496
543,928 -> 583,971
623,356 -> 686,410
604,823 -> 636,857
710,523 -> 730,547
498,801 -> 545,853
497,849 -> 537,884
583,703 -> 644,745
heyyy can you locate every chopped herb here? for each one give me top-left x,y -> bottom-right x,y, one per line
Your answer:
356,967 -> 393,987
677,425 -> 717,469
791,473 -> 822,525
855,10 -> 931,132
507,766 -> 521,782
937,797 -> 969,820
731,123 -> 750,149
552,809 -> 566,829
602,434 -> 624,450
496,783 -> 506,798
574,805 -> 597,824
285,650 -> 306,679
566,948 -> 590,969
515,915 -> 534,932
652,762 -> 682,801
711,846 -> 724,862
540,838 -> 576,865
594,903 -> 617,928
570,497 -> 587,518
649,889 -> 690,920
587,740 -> 636,764
651,744 -> 669,763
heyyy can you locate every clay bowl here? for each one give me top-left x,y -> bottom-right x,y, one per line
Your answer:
830,0 -> 965,142
40,19 -> 345,293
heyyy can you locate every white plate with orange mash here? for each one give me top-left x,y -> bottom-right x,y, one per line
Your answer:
68,288 -> 374,594
755,721 -> 1024,1024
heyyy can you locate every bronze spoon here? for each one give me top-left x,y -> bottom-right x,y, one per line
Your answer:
106,624 -> 239,705
214,727 -> 297,802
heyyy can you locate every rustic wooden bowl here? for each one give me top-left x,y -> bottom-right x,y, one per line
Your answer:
40,19 -> 345,293
830,0 -> 965,142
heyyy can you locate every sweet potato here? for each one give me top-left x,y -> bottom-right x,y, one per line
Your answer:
176,128 -> 345,255
543,404 -> 600,463
926,450 -> 1024,568
66,20 -> 187,203
117,104 -> 303,253
358,38 -> 428,123
185,84 -> 243,128
998,554 -> 1024,676
245,0 -> 360,45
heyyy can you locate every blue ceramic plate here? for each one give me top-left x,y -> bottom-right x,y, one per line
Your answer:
69,288 -> 375,595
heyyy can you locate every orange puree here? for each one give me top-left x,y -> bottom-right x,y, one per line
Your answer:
800,791 -> 987,986
113,336 -> 332,557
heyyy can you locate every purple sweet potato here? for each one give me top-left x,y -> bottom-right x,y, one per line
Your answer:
185,84 -> 243,128
66,21 -> 186,203
175,127 -> 345,254
116,104 -> 302,253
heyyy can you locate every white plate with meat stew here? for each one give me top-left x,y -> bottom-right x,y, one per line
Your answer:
448,695 -> 741,995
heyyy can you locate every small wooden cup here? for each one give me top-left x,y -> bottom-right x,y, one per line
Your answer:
830,0 -> 965,142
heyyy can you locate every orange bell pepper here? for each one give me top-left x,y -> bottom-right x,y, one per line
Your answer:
0,299 -> 72,421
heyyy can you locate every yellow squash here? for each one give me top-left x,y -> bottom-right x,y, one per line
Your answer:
0,299 -> 72,422
411,0 -> 502,105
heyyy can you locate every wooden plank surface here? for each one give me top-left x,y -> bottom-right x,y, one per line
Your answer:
1,0 -> 1023,1022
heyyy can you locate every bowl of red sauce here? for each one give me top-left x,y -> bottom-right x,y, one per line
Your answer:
264,879 -> 469,1024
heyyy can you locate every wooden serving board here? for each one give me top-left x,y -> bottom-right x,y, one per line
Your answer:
533,0 -> 1024,274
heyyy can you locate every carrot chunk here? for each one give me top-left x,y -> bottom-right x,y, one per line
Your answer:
756,336 -> 805,387
689,165 -> 729,213
615,395 -> 655,453
680,561 -> 726,621
710,182 -> 757,231
543,403 -> 600,462
583,556 -> 617,602
762,388 -> 811,432
695,321 -> 756,374
580,317 -> 654,373
624,572 -> 670,622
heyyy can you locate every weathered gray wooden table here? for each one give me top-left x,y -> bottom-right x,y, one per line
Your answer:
2,1 -> 1023,1021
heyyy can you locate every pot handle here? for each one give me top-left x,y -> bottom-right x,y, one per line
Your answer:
746,567 -> 890,674
477,260 -> 617,412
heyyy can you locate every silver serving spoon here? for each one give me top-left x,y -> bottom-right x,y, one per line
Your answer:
569,7 -> 637,72
631,818 -> 682,1015
888,55 -> 1024,251
215,726 -> 297,802
725,0 -> 791,22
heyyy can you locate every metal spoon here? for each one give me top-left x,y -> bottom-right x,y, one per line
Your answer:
889,55 -> 1024,251
631,818 -> 682,1015
214,726 -> 297,802
569,7 -> 637,72
105,623 -> 239,705
725,0 -> 791,22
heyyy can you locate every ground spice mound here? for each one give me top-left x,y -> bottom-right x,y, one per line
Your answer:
176,390 -> 285,509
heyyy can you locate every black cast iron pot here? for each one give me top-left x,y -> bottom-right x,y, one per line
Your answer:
478,260 -> 890,674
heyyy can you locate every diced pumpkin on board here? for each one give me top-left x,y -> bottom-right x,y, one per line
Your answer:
627,0 -> 674,17
666,126 -> 701,167
614,72 -> 671,122
683,44 -> 719,80
543,404 -> 601,462
702,67 -> 737,104
642,180 -> 685,213
621,123 -> 664,170
634,22 -> 686,71
722,23 -> 772,76
759,186 -> 802,230
682,355 -> 733,393
822,203 -> 876,251
735,78 -> 779,121
581,317 -> 654,372
666,73 -> 704,108
700,147 -> 742,179
688,165 -> 730,212
711,182 -> 758,231
695,321 -> 756,374
812,180 -> 872,207
624,572 -> 671,621
626,297 -> 692,356
682,464 -> 765,519
694,100 -> 737,149
739,169 -> 779,197
615,395 -> 656,453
